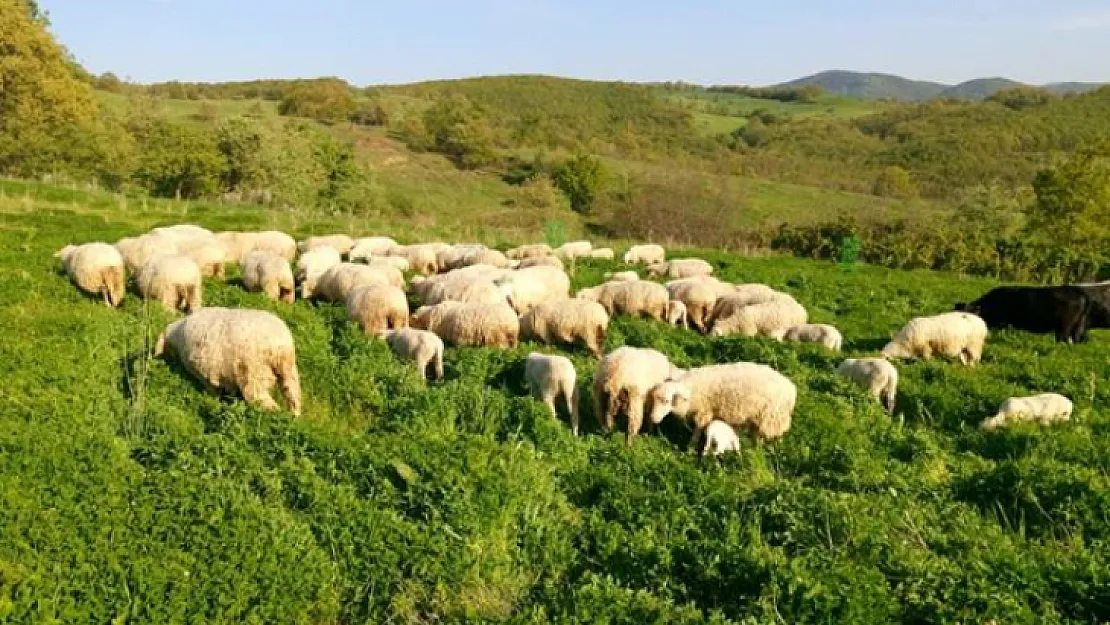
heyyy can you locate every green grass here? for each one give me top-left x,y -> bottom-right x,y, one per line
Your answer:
1,181 -> 1108,623
667,91 -> 888,137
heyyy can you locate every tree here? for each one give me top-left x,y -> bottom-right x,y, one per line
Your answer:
1026,148 -> 1110,245
420,95 -> 497,169
553,154 -> 607,214
131,119 -> 225,199
277,78 -> 356,125
872,166 -> 919,199
987,87 -> 1057,110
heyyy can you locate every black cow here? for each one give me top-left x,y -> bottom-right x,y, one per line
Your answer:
955,285 -> 1091,343
1074,281 -> 1110,329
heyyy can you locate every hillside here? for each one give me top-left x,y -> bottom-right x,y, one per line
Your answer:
778,70 -> 948,101
938,77 -> 1025,100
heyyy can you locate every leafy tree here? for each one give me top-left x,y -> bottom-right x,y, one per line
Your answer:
553,154 -> 607,214
130,119 -> 225,199
349,98 -> 389,126
872,166 -> 918,198
419,95 -> 497,169
93,72 -> 125,93
216,117 -> 268,192
277,78 -> 356,124
988,86 -> 1057,110
313,135 -> 362,208
1026,148 -> 1110,245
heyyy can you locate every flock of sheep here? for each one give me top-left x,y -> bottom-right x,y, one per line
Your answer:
54,227 -> 1076,454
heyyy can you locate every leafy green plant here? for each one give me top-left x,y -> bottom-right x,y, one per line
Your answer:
553,154 -> 607,214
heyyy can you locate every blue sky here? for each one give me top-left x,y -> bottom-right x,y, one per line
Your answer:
41,0 -> 1110,86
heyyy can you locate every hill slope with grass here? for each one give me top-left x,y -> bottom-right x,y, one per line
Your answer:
778,70 -> 949,101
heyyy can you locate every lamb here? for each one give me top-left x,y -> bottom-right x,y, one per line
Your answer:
703,420 -> 741,456
577,280 -> 669,321
980,394 -> 1073,431
389,244 -> 441,275
519,299 -> 609,357
382,328 -> 444,382
155,307 -> 301,415
587,248 -> 615,260
295,246 -> 342,299
649,363 -> 796,448
647,258 -> 713,280
623,244 -> 665,266
136,254 -> 203,313
667,300 -> 688,328
411,301 -> 519,348
516,255 -> 564,270
783,324 -> 843,351
348,236 -> 400,262
54,243 -> 126,307
881,312 -> 989,366
506,244 -> 553,260
176,238 -> 227,279
242,251 -> 296,304
298,234 -> 356,257
525,352 -> 580,434
497,265 -> 571,314
216,231 -> 297,264
346,284 -> 409,336
312,263 -> 405,303
836,358 -> 899,413
666,279 -> 720,332
604,271 -> 640,282
116,234 -> 178,273
555,241 -> 593,261
709,295 -> 807,339
592,346 -> 681,444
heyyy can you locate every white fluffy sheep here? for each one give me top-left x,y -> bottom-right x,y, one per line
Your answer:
506,244 -> 553,260
388,244 -> 441,275
649,363 -> 796,448
525,352 -> 580,434
623,244 -> 665,266
295,247 -> 342,300
137,254 -> 202,313
313,263 -> 404,303
298,234 -> 356,257
667,300 -> 688,328
836,358 -> 899,413
155,307 -> 301,415
175,238 -> 227,279
411,301 -> 519,348
519,299 -> 609,357
647,258 -> 713,280
348,237 -> 401,263
666,279 -> 720,332
587,248 -> 615,260
383,328 -> 444,382
497,265 -> 571,314
577,280 -> 669,321
783,324 -> 843,351
604,271 -> 640,282
437,246 -> 510,272
516,255 -> 565,270
704,420 -> 741,456
346,284 -> 409,336
710,295 -> 807,339
412,274 -> 509,307
981,394 -> 1073,431
555,241 -> 593,261
149,224 -> 213,241
55,243 -> 126,307
365,256 -> 410,272
116,234 -> 178,273
592,346 -> 681,444
217,231 -> 297,264
882,312 -> 988,366
242,251 -> 295,304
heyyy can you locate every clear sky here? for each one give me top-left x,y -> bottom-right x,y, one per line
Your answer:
40,0 -> 1110,86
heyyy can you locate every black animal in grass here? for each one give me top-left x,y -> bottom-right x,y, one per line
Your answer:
956,285 -> 1091,343
1073,281 -> 1110,329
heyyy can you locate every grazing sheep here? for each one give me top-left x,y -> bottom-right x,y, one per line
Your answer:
506,244 -> 553,260
882,312 -> 989,366
412,275 -> 509,307
243,251 -> 296,304
783,324 -> 843,351
389,244 -> 441,275
667,300 -> 688,328
981,394 -> 1073,431
54,243 -> 126,307
497,265 -> 571,314
438,246 -> 510,272
216,231 -> 297,264
666,279 -> 720,332
604,271 -> 640,282
346,284 -> 409,336
313,263 -> 404,303
347,236 -> 399,261
411,301 -> 519,348
149,224 -> 213,241
647,258 -> 713,280
577,280 -> 669,321
525,352 -> 580,434
519,299 -> 609,357
592,346 -> 680,444
704,420 -> 741,456
295,247 -> 342,299
176,238 -> 227,279
382,328 -> 444,382
137,254 -> 202,313
623,244 -> 666,266
298,234 -> 356,257
710,295 -> 807,339
649,363 -> 796,448
364,256 -> 410,272
116,234 -> 178,273
588,247 -> 615,260
155,307 -> 301,415
516,255 -> 565,270
837,358 -> 899,413
555,241 -> 593,261
708,287 -> 784,327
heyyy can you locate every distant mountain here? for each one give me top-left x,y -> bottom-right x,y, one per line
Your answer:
777,70 -> 1105,101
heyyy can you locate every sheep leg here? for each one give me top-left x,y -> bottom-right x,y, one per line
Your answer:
626,392 -> 644,446
273,356 -> 302,416
566,386 -> 580,436
432,349 -> 444,382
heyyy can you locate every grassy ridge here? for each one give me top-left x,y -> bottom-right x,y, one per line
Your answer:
2,182 -> 1109,622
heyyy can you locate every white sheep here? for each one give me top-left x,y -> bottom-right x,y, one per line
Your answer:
587,248 -> 615,260
216,231 -> 297,264
55,243 -> 126,307
437,246 -> 510,272
882,312 -> 988,366
709,295 -> 807,339
389,244 -> 441,275
604,271 -> 640,282
667,300 -> 688,328
411,301 -> 519,348
298,234 -> 356,257
666,279 -> 720,332
155,307 -> 301,415
783,324 -> 843,351
366,256 -> 410,272
647,258 -> 713,280
836,358 -> 899,413
176,238 -> 227,279
116,234 -> 178,273
295,247 -> 342,300
347,236 -> 399,261
506,244 -> 553,260
313,263 -> 404,303
516,255 -> 565,270
525,352 -> 580,434
497,265 -> 571,314
623,244 -> 665,266
592,346 -> 681,444
346,284 -> 409,336
412,275 -> 509,307
981,394 -> 1073,431
149,224 -> 213,241
649,363 -> 796,448
242,251 -> 296,304
137,254 -> 203,313
577,280 -> 669,321
519,299 -> 609,357
382,328 -> 444,382
555,241 -> 593,261
704,420 -> 741,456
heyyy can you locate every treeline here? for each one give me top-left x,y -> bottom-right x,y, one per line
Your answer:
706,84 -> 825,103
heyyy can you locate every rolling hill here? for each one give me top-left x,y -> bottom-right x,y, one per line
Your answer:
779,70 -> 1104,101
937,77 -> 1025,100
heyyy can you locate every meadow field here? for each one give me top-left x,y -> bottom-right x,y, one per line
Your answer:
2,181 -> 1109,624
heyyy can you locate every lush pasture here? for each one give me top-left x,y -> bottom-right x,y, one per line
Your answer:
1,191 -> 1109,624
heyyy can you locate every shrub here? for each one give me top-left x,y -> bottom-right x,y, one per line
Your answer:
129,119 -> 225,199
277,78 -> 357,125
417,95 -> 498,169
872,166 -> 919,198
553,154 -> 607,214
